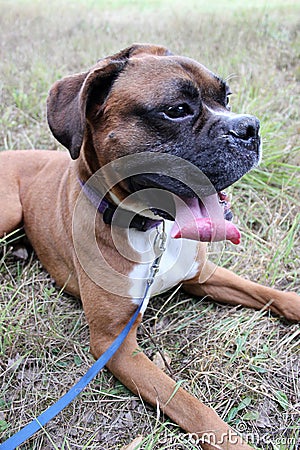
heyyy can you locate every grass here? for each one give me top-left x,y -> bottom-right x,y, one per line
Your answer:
0,0 -> 300,448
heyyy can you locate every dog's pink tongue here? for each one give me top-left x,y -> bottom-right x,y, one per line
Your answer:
170,195 -> 241,245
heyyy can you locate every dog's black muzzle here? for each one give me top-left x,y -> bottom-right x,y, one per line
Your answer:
129,114 -> 261,199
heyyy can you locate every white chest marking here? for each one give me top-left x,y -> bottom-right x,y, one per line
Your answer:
129,221 -> 200,314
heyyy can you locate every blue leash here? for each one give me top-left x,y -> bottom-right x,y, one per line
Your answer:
0,302 -> 142,450
1,226 -> 166,450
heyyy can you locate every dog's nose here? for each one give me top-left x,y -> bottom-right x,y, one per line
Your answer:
228,115 -> 260,141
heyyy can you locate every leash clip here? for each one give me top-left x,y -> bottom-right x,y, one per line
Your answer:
154,221 -> 167,254
147,222 -> 167,287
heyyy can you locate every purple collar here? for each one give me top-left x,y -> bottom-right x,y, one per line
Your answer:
79,179 -> 162,232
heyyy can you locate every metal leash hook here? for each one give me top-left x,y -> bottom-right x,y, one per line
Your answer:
146,222 -> 167,287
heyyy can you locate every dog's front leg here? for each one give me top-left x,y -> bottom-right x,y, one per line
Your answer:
183,261 -> 300,321
106,326 -> 255,449
80,287 -> 253,449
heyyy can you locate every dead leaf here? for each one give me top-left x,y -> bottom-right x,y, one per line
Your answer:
153,351 -> 171,370
12,246 -> 29,260
7,353 -> 22,372
120,435 -> 143,450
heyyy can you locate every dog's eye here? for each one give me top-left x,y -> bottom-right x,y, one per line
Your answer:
226,93 -> 232,110
163,104 -> 193,119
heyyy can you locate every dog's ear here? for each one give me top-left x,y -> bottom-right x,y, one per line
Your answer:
113,43 -> 172,59
47,61 -> 125,160
47,72 -> 87,159
47,44 -> 171,160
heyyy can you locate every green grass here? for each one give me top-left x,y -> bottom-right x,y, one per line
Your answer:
0,0 -> 300,449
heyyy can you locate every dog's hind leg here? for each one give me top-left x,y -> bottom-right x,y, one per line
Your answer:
183,261 -> 300,322
0,152 -> 23,237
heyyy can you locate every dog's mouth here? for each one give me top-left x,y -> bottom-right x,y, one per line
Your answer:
128,176 -> 240,244
168,192 -> 240,245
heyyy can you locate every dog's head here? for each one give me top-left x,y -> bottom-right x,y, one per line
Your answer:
47,44 -> 261,243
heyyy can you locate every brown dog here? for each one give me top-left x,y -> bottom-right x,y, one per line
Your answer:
1,44 -> 299,449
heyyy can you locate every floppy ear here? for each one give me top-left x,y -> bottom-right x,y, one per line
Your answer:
47,44 -> 171,159
47,71 -> 87,159
46,61 -> 126,160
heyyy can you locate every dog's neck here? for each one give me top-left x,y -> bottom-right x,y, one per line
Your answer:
75,143 -> 164,232
79,177 -> 163,232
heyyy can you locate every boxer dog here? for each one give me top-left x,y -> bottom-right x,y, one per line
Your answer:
1,44 -> 299,449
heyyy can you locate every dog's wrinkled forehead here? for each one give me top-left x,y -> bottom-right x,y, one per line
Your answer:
47,44 -> 231,160
112,55 -> 227,108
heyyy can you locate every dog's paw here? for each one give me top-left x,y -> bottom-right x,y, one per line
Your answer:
276,291 -> 300,322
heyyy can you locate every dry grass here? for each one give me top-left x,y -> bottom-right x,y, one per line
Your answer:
0,1 -> 300,449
